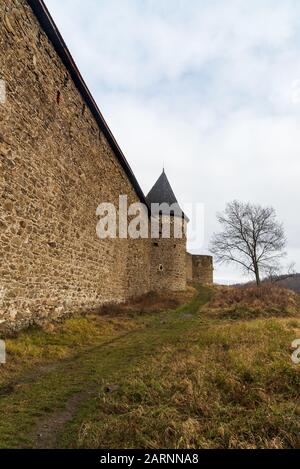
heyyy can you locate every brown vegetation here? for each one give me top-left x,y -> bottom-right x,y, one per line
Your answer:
204,284 -> 300,319
99,286 -> 196,316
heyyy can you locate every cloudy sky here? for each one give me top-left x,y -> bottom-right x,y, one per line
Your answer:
45,0 -> 300,283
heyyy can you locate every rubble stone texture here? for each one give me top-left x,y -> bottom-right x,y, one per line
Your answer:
0,0 -> 213,331
192,256 -> 214,285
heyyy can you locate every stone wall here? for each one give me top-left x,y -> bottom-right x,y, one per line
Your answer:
150,215 -> 187,292
0,0 -> 150,331
192,255 -> 214,284
186,253 -> 193,282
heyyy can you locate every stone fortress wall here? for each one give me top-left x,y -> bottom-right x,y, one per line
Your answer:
191,255 -> 214,284
0,0 -> 213,332
186,253 -> 193,282
0,0 -> 152,331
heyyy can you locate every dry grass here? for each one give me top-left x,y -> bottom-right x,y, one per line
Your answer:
0,315 -> 137,387
204,284 -> 300,319
57,286 -> 300,449
73,317 -> 300,449
99,286 -> 196,316
0,288 -> 195,388
1,285 -> 300,449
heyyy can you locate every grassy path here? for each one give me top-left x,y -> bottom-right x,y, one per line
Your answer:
0,286 -> 212,448
1,285 -> 300,449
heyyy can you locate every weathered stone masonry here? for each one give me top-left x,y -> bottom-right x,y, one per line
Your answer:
0,0 -> 213,332
0,0 -> 152,331
191,255 -> 214,284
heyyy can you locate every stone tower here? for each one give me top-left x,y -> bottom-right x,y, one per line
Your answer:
146,170 -> 187,292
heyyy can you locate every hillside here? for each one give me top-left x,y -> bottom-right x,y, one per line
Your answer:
205,283 -> 300,319
273,273 -> 300,294
0,285 -> 300,449
236,274 -> 300,294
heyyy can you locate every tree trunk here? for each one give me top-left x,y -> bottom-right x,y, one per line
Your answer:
254,264 -> 261,286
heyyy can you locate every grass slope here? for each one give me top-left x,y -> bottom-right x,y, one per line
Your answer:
0,285 -> 300,449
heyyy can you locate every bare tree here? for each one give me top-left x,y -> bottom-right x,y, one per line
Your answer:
210,201 -> 286,286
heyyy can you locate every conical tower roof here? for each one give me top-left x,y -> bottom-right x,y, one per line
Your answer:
146,170 -> 188,219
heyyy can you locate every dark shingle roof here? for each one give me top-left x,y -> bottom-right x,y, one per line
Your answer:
146,170 -> 178,206
146,170 -> 188,219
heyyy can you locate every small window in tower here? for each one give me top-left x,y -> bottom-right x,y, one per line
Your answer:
158,264 -> 164,272
153,242 -> 159,247
56,90 -> 61,105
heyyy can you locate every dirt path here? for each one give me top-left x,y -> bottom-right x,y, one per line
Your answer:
35,390 -> 93,448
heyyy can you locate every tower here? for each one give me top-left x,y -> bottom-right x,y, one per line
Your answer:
146,170 -> 188,291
